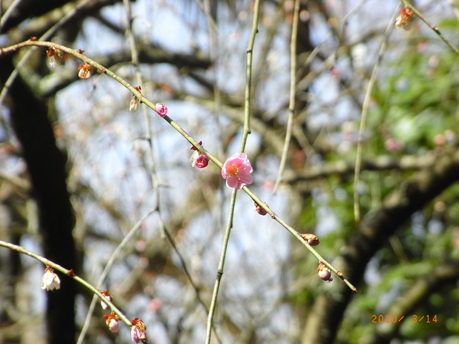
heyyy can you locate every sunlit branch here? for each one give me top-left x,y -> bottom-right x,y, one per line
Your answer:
206,1 -> 261,342
205,188 -> 239,344
353,9 -> 395,222
273,0 -> 300,194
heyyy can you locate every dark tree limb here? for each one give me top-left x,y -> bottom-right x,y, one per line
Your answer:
39,46 -> 212,98
0,55 -> 77,344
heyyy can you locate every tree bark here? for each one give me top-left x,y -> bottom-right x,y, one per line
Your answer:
0,55 -> 77,344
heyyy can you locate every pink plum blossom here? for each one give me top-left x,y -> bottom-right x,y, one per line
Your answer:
221,153 -> 253,189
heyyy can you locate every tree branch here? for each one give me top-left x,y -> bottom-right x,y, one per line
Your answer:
285,152 -> 437,183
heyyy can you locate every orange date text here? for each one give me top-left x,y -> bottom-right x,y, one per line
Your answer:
371,315 -> 437,323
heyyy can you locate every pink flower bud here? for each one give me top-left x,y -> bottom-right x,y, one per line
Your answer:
155,103 -> 168,117
108,318 -> 119,332
190,150 -> 209,168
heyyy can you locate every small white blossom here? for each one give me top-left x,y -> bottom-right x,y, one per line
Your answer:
108,318 -> 119,332
41,267 -> 60,291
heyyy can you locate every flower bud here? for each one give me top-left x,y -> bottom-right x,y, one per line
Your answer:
254,202 -> 268,216
131,318 -> 147,343
190,150 -> 209,168
46,46 -> 64,68
41,266 -> 61,291
395,7 -> 414,29
317,262 -> 333,282
299,233 -> 320,246
103,313 -> 120,332
77,63 -> 92,80
155,103 -> 168,117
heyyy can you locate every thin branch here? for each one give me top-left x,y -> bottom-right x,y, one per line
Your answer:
284,152 -> 437,182
239,0 -> 261,152
400,0 -> 459,55
124,0 -> 220,340
353,9 -> 396,221
205,188 -> 238,344
273,0 -> 299,193
77,208 -> 155,344
0,0 -> 22,32
206,1 -> 262,341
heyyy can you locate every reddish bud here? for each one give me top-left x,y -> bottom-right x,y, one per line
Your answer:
190,150 -> 209,168
46,46 -> 64,68
190,141 -> 203,151
299,233 -> 320,246
395,7 -> 414,28
254,202 -> 268,216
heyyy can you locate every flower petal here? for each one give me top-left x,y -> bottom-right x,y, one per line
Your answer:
226,176 -> 240,189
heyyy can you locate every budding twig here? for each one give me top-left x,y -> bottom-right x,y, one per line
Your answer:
0,39 -> 358,294
0,240 -> 132,326
400,1 -> 459,55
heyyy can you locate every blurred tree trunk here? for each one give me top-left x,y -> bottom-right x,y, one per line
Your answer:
0,55 -> 77,344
